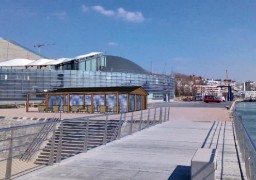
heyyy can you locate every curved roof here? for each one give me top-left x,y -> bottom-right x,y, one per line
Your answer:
102,55 -> 149,74
0,58 -> 35,66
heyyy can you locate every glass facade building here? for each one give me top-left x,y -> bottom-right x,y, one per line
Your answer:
0,54 -> 175,101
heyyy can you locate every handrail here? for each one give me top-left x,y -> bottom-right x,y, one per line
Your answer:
0,106 -> 170,180
20,123 -> 55,161
234,112 -> 256,180
236,114 -> 256,151
0,108 -> 158,133
109,113 -> 125,142
0,119 -> 59,132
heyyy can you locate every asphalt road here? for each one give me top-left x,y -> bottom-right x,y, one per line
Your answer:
149,101 -> 233,108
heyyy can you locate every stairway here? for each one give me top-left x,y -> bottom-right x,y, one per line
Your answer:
34,119 -> 122,165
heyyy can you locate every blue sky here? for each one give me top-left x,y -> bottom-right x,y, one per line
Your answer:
1,0 -> 256,82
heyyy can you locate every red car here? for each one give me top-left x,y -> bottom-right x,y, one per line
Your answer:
203,95 -> 221,103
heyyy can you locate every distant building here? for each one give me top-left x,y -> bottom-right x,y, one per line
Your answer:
244,81 -> 255,91
206,79 -> 222,87
201,85 -> 221,97
0,39 -> 175,102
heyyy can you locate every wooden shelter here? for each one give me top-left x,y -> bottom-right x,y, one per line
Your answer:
26,86 -> 148,113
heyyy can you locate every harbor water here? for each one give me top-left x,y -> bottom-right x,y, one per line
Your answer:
235,102 -> 256,143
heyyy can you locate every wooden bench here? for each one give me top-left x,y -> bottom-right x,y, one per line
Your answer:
52,105 -> 59,112
38,105 -> 46,112
87,105 -> 93,113
99,105 -> 107,113
63,105 -> 69,112
71,106 -> 79,113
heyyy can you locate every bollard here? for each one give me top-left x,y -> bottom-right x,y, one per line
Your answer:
191,148 -> 217,180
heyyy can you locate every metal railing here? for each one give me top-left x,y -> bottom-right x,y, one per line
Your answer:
234,113 -> 256,180
19,122 -> 55,162
0,106 -> 170,180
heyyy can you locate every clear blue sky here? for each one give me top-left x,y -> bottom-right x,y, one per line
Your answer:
1,0 -> 256,82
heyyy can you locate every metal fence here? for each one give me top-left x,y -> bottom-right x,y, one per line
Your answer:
234,113 -> 256,180
0,106 -> 170,180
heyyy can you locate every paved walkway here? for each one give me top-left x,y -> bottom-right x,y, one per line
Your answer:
18,119 -> 244,180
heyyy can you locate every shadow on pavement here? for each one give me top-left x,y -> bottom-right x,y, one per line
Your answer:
168,165 -> 190,180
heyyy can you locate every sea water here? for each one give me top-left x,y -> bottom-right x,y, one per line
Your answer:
235,102 -> 256,143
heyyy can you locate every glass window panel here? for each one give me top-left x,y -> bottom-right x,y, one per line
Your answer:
79,61 -> 85,71
119,94 -> 127,113
136,95 -> 141,110
91,59 -> 96,71
70,95 -> 83,106
106,94 -> 116,112
86,61 -> 90,71
48,95 -> 64,110
93,95 -> 104,111
85,95 -> 91,105
128,95 -> 135,112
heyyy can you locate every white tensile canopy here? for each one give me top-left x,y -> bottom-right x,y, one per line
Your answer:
0,52 -> 104,67
27,59 -> 55,66
75,52 -> 103,59
0,59 -> 35,67
44,58 -> 70,65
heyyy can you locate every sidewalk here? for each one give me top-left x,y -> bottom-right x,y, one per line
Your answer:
0,106 -> 231,121
17,106 -> 243,180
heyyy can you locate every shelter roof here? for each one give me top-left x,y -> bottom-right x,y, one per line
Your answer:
43,86 -> 148,95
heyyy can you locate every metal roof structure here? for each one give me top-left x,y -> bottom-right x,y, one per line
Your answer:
102,55 -> 149,74
48,86 -> 148,95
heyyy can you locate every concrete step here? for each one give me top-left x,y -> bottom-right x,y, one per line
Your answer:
34,120 -> 120,164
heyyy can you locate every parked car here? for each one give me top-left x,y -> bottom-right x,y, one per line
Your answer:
203,95 -> 222,103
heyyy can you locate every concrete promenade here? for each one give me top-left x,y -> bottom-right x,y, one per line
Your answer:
16,105 -> 244,180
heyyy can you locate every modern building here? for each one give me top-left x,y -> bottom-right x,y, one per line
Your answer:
0,39 -> 175,103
